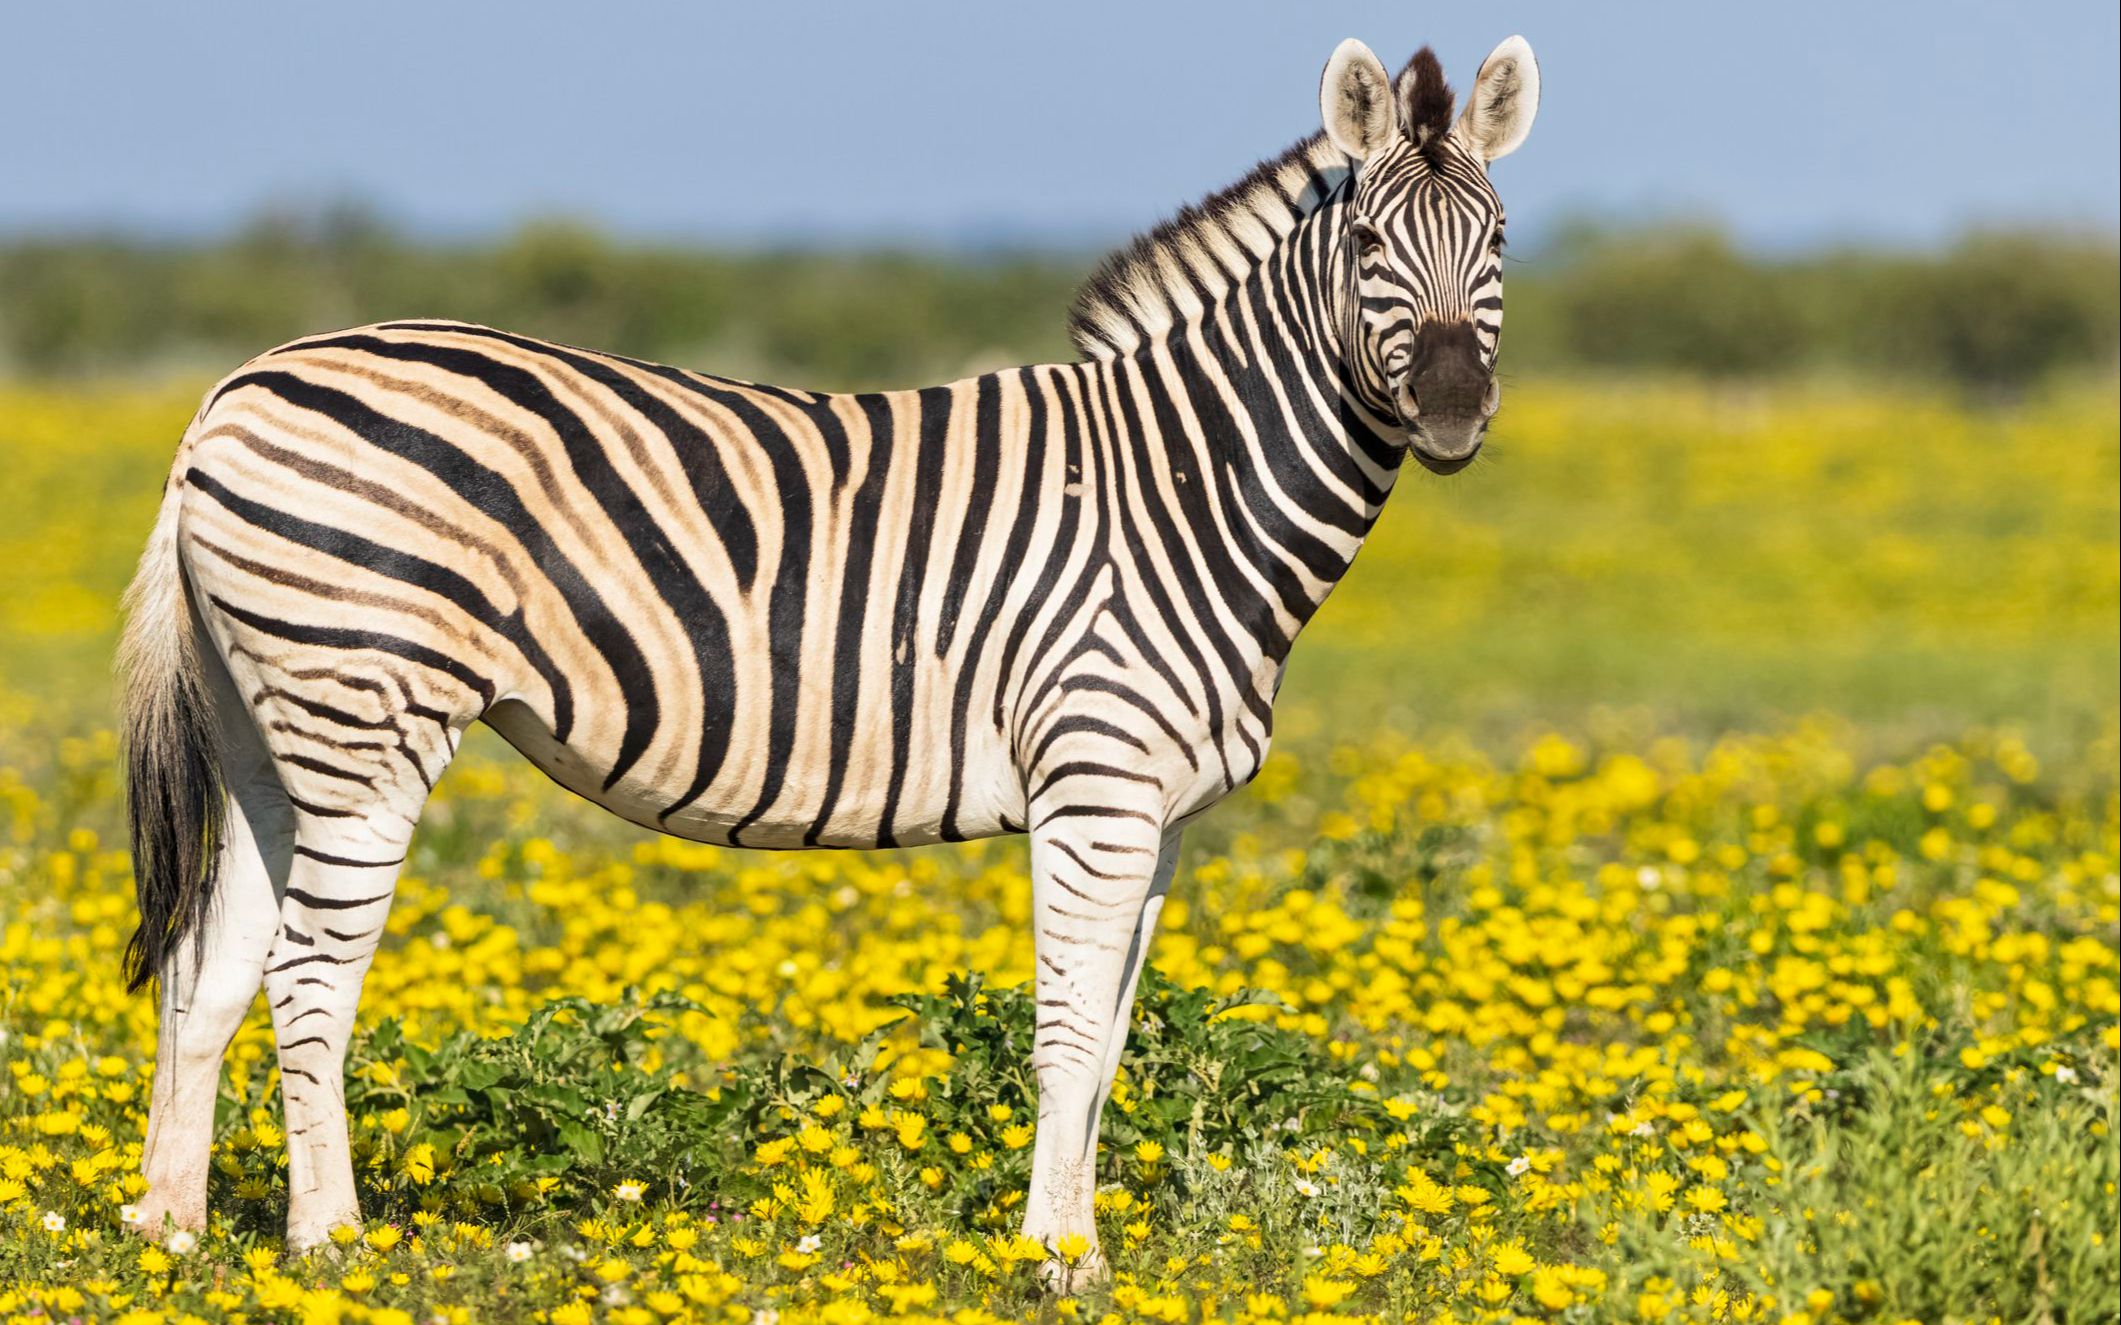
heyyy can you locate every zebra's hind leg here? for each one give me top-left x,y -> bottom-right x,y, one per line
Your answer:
235,660 -> 461,1250
139,659 -> 295,1240
262,800 -> 429,1251
1020,805 -> 1182,1293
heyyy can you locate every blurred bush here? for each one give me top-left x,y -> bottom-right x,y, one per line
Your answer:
1,208 -> 2113,391
0,209 -> 1083,391
1521,224 -> 2121,390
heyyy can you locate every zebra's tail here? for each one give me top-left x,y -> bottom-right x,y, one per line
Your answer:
119,454 -> 225,994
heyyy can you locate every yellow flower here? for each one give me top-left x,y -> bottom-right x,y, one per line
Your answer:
989,1234 -> 1047,1266
398,1143 -> 436,1185
1491,1241 -> 1536,1276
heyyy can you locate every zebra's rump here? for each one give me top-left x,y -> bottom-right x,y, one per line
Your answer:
173,320 -> 1082,850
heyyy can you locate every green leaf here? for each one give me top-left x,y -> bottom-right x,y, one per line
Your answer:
557,1120 -> 604,1165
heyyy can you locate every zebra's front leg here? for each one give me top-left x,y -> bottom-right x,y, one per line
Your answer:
1022,812 -> 1182,1293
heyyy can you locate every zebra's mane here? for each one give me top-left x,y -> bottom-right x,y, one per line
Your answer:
1065,134 -> 1352,361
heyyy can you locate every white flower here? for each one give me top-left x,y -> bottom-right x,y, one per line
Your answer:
1294,1178 -> 1321,1198
2055,1065 -> 2079,1084
1637,865 -> 1662,889
613,1181 -> 644,1202
120,1204 -> 144,1226
796,1234 -> 823,1254
41,1211 -> 65,1233
166,1229 -> 199,1255
505,1240 -> 535,1263
1507,1155 -> 1532,1176
1630,1121 -> 1656,1138
753,1311 -> 782,1325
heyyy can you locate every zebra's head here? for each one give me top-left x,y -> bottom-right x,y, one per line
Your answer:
1321,37 -> 1539,473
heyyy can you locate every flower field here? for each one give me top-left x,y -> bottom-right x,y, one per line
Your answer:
1,378 -> 2116,1323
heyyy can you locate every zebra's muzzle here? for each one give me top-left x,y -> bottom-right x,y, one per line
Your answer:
1395,321 -> 1498,473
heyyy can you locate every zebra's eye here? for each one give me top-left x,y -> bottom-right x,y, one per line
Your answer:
1352,222 -> 1386,257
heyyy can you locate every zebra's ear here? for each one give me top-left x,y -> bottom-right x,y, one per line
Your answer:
1320,39 -> 1397,162
1455,35 -> 1539,164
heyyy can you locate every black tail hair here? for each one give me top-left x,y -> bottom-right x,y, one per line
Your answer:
119,477 -> 225,993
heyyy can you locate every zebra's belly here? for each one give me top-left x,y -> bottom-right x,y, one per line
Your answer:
482,694 -> 1025,851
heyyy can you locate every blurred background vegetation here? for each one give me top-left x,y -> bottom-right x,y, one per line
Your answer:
2,212 -> 2115,392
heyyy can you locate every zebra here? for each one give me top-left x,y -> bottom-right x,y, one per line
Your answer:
120,34 -> 1537,1286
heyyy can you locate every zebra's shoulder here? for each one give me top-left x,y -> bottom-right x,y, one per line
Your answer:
1065,135 -> 1350,363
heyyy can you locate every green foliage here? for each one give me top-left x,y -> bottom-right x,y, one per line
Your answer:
894,971 -> 1393,1171
1734,1048 -> 2119,1319
0,213 -> 1082,390
345,992 -> 747,1215
1528,223 -> 2121,389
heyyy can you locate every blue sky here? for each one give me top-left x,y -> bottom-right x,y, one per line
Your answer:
5,2 -> 2116,251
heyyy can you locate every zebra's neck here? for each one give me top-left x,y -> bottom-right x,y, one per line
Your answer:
1085,189 -> 1404,673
